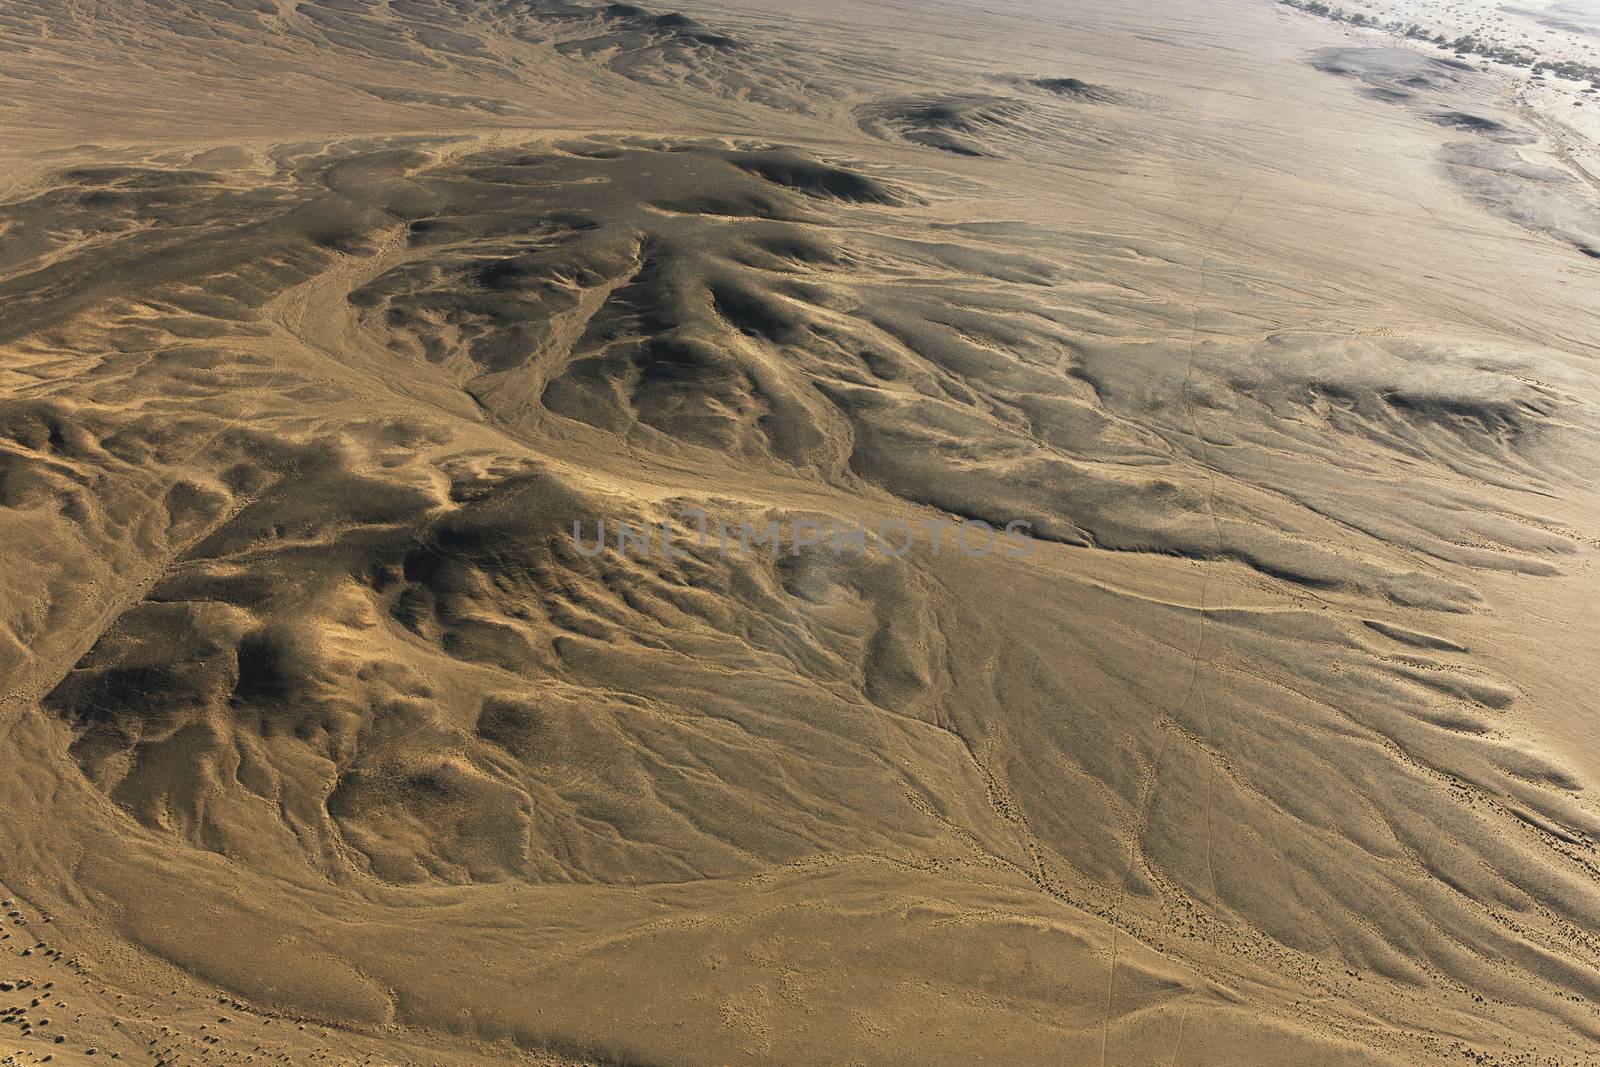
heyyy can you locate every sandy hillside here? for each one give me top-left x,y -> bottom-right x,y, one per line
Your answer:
2,0 -> 1599,1064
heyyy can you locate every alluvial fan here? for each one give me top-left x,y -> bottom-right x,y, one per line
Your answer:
1,0 -> 1599,1065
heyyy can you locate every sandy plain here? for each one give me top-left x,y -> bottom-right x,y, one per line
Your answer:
2,0 -> 1600,1064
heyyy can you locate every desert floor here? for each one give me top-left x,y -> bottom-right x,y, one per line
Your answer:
2,0 -> 1599,1064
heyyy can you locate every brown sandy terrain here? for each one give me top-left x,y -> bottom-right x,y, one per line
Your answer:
2,0 -> 1599,1064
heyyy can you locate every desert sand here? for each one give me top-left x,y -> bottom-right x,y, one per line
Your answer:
2,0 -> 1599,1064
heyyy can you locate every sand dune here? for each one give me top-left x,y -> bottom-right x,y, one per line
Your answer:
2,0 -> 1599,1065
